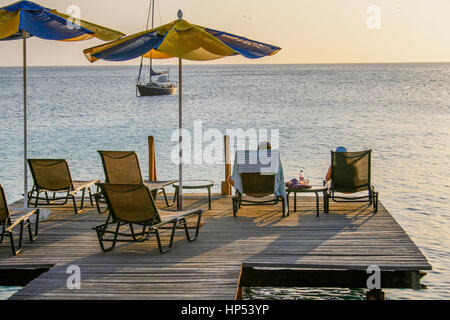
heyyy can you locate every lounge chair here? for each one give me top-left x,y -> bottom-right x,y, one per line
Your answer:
0,185 -> 39,255
93,183 -> 203,253
232,172 -> 287,217
96,151 -> 175,213
27,159 -> 99,214
326,150 -> 378,212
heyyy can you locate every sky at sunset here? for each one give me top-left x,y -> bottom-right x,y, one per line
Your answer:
0,0 -> 449,66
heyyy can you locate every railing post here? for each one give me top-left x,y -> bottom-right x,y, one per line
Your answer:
235,266 -> 244,300
148,136 -> 157,181
366,289 -> 385,300
221,135 -> 231,195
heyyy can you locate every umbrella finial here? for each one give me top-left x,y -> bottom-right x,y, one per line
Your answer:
177,9 -> 183,20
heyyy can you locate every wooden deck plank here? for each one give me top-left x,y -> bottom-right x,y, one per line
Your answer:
0,194 -> 431,300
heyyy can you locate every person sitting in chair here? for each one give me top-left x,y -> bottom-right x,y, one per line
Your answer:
227,141 -> 272,187
325,146 -> 347,182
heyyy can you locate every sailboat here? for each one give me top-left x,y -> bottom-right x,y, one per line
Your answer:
136,0 -> 178,96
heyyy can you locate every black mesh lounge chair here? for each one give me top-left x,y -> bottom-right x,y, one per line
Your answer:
27,159 -> 99,214
93,183 -> 203,253
232,172 -> 287,217
95,151 -> 175,213
327,150 -> 378,212
0,185 -> 39,255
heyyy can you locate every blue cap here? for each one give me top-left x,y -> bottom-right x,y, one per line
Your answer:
335,146 -> 347,152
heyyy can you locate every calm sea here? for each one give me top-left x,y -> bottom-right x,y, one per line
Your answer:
0,64 -> 448,300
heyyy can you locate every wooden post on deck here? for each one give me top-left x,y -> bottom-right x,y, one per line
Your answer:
148,136 -> 157,181
366,289 -> 385,300
235,266 -> 244,300
221,135 -> 231,195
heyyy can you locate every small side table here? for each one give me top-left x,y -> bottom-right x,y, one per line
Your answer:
286,186 -> 328,217
173,180 -> 214,210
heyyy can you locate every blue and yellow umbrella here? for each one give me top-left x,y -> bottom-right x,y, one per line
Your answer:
84,10 -> 280,209
84,11 -> 280,62
0,0 -> 124,207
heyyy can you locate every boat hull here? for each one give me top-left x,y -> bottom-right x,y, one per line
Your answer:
137,84 -> 178,96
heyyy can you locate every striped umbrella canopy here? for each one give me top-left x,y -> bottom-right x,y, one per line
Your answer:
0,1 -> 124,207
84,10 -> 281,209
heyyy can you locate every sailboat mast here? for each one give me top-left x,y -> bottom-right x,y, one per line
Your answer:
137,0 -> 153,90
149,0 -> 155,80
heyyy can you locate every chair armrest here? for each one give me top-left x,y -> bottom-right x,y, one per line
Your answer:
71,180 -> 100,194
6,208 -> 39,232
155,208 -> 203,227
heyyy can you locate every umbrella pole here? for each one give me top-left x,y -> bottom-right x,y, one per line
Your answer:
23,30 -> 28,208
178,58 -> 183,210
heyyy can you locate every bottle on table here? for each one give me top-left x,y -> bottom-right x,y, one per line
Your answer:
299,170 -> 305,185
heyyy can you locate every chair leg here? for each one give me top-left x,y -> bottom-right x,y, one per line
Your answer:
129,223 -> 151,242
8,231 -> 20,255
88,187 -> 94,207
207,187 -> 212,210
369,186 -> 378,213
28,186 -> 38,207
182,211 -> 202,242
18,221 -> 24,250
8,221 -> 24,256
71,195 -> 79,214
232,197 -> 238,217
94,192 -> 108,214
373,192 -> 379,212
141,225 -> 151,240
27,213 -> 39,242
0,225 -> 5,244
153,223 -> 177,254
173,188 -> 179,208
2,213 -> 38,255
104,213 -> 112,227
63,191 -> 70,205
33,190 -> 40,208
286,193 -> 290,214
325,192 -> 330,213
27,187 -> 33,207
94,222 -> 120,252
161,188 -> 175,207
315,192 -> 320,218
79,188 -> 86,210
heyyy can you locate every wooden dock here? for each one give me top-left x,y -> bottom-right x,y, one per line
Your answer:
0,194 -> 431,300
